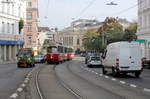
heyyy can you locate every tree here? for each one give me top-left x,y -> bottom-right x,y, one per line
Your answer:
123,22 -> 137,41
19,18 -> 24,34
97,17 -> 124,45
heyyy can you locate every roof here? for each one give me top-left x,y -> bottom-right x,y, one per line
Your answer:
38,27 -> 51,32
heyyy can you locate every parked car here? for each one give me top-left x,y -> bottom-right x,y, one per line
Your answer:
141,57 -> 150,68
102,41 -> 143,77
87,56 -> 102,67
16,48 -> 35,68
85,53 -> 92,64
34,55 -> 45,63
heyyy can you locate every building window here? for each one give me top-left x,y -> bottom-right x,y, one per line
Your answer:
27,23 -> 32,32
7,23 -> 10,33
28,2 -> 32,7
12,4 -> 14,15
77,38 -> 80,45
2,22 -> 5,33
27,12 -> 32,19
18,6 -> 21,17
27,36 -> 32,44
2,3 -> 4,13
7,4 -> 10,14
12,24 -> 14,34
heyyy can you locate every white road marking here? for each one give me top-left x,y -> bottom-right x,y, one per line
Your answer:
17,88 -> 23,92
105,76 -> 109,79
99,74 -> 103,76
111,78 -> 116,81
120,81 -> 126,84
9,93 -> 18,99
21,83 -> 26,88
144,88 -> 150,93
130,84 -> 137,88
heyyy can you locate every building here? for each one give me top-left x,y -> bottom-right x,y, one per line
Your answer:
118,18 -> 131,30
57,19 -> 103,51
0,0 -> 26,62
137,0 -> 150,58
38,27 -> 54,47
24,0 -> 38,50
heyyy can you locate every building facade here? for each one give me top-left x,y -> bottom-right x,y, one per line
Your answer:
137,0 -> 150,58
38,27 -> 54,47
24,0 -> 38,50
57,19 -> 102,51
0,0 -> 26,62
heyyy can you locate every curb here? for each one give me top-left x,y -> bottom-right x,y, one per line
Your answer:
8,69 -> 34,99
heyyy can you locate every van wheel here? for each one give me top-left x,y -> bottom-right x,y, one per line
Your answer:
102,66 -> 107,74
135,72 -> 141,78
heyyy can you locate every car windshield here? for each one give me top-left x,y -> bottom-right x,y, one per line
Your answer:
18,51 -> 32,57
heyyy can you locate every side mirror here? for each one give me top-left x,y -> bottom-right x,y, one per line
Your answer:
16,54 -> 18,57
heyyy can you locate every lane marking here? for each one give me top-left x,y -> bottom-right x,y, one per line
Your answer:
120,81 -> 126,84
17,88 -> 23,93
105,76 -> 109,79
144,88 -> 150,93
111,78 -> 116,81
9,93 -> 18,99
130,84 -> 137,88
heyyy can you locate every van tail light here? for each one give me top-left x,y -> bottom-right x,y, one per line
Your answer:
116,58 -> 119,66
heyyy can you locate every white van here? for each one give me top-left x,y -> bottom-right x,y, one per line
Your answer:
102,41 -> 143,77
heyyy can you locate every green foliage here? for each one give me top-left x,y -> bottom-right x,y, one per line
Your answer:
19,19 -> 24,34
82,17 -> 137,52
123,22 -> 137,41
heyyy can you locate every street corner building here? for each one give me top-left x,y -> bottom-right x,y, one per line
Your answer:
137,0 -> 150,58
0,0 -> 26,63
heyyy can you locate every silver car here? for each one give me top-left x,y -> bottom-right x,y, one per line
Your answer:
87,56 -> 102,67
34,55 -> 45,63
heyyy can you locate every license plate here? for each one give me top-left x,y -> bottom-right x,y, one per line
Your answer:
20,64 -> 27,67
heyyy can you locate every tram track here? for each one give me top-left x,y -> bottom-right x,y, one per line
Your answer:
35,63 -> 83,99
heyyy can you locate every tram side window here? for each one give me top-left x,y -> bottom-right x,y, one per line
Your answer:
58,46 -> 63,53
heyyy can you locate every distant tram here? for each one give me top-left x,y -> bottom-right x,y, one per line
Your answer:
45,43 -> 74,64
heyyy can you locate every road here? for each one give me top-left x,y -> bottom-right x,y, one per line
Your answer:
0,63 -> 32,99
29,57 -> 150,99
55,57 -> 150,99
1,57 -> 150,99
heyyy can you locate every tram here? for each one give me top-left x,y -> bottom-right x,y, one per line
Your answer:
45,43 -> 74,64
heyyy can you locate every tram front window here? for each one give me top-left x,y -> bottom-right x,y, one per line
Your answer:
47,47 -> 58,53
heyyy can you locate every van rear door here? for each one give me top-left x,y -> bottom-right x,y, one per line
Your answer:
119,47 -> 142,70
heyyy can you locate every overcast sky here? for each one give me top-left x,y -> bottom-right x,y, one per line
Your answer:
38,0 -> 137,30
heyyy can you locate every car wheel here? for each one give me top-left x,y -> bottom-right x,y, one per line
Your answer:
102,66 -> 107,74
17,65 -> 20,68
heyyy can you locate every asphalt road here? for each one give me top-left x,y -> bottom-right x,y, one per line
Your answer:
0,63 -> 32,99
55,57 -> 150,99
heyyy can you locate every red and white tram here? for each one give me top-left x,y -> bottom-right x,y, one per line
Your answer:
45,44 -> 74,64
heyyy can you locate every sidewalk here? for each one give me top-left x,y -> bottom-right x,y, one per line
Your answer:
0,61 -> 17,65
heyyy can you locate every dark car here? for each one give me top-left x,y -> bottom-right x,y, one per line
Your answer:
16,48 -> 35,68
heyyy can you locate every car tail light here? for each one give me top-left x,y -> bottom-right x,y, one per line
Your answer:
116,58 -> 119,66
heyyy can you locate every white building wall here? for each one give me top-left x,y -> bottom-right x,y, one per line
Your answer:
137,0 -> 150,59
0,0 -> 26,63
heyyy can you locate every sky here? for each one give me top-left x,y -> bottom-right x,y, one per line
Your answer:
38,0 -> 137,30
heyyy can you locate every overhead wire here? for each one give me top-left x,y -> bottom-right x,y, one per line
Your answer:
76,0 -> 97,19
111,0 -> 145,16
